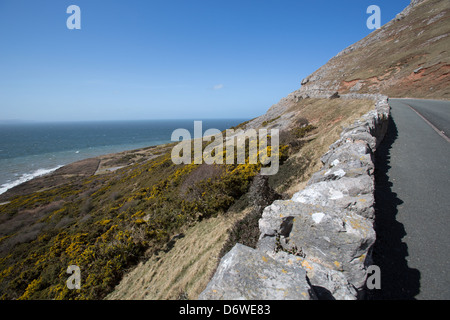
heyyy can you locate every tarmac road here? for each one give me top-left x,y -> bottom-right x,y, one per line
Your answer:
372,98 -> 450,300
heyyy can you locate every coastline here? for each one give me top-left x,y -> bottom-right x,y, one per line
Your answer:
0,118 -> 248,201
0,141 -> 175,202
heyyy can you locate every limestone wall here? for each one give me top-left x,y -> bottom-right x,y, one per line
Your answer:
199,95 -> 390,300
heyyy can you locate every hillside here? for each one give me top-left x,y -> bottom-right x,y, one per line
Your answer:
108,0 -> 449,300
0,0 -> 448,300
298,0 -> 449,99
0,96 -> 374,300
106,98 -> 374,300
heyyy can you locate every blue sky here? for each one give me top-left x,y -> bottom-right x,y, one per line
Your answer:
0,0 -> 410,121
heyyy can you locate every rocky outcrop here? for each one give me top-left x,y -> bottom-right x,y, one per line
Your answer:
396,0 -> 427,21
199,96 -> 390,300
296,0 -> 449,100
243,0 -> 447,132
199,244 -> 316,300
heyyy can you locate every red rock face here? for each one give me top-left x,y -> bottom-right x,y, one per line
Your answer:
299,0 -> 450,100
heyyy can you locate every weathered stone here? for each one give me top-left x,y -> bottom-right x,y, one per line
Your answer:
301,257 -> 358,300
308,164 -> 372,185
258,200 -> 375,294
201,93 -> 389,300
198,244 -> 316,300
259,201 -> 324,238
263,251 -> 358,300
292,175 -> 375,219
286,207 -> 375,289
321,141 -> 373,170
340,131 -> 377,150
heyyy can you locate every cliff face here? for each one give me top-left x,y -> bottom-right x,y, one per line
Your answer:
245,0 -> 448,131
298,0 -> 449,100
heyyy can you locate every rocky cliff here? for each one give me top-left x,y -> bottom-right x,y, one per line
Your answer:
297,0 -> 449,100
242,0 -> 448,131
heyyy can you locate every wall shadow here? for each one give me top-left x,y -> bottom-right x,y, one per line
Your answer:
368,116 -> 421,300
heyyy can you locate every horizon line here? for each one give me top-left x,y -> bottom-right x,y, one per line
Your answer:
0,117 -> 252,124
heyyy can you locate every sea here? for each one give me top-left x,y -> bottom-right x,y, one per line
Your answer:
0,119 -> 247,195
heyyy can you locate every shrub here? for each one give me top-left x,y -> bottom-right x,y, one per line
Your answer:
0,130 -> 292,300
292,124 -> 317,138
262,116 -> 281,127
218,208 -> 261,258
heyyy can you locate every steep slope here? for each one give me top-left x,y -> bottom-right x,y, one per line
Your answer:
298,0 -> 449,99
0,0 -> 447,301
199,0 -> 449,300
106,98 -> 374,300
87,0 -> 450,300
108,0 -> 450,299
244,0 -> 448,134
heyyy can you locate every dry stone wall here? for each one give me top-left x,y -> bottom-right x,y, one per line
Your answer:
199,95 -> 390,300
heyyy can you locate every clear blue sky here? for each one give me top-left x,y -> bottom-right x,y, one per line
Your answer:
0,0 -> 410,121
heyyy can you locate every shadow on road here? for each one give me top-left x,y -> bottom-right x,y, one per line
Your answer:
368,116 -> 421,300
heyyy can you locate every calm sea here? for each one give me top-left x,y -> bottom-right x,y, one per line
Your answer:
0,119 -> 247,195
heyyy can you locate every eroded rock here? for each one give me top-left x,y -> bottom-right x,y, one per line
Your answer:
198,244 -> 316,300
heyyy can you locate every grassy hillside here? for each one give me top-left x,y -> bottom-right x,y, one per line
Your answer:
0,97 -> 372,300
2,0 -> 447,300
300,0 -> 449,99
0,138 -> 286,299
106,98 -> 374,300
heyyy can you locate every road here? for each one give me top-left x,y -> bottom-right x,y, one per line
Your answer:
371,98 -> 450,300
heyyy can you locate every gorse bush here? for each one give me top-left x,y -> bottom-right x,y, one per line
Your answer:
292,124 -> 317,139
0,134 -> 290,300
261,116 -> 281,127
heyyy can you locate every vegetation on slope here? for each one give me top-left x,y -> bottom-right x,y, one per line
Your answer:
0,96 -> 374,300
105,97 -> 374,300
1,0 -> 446,301
301,0 -> 449,99
0,137 -> 287,300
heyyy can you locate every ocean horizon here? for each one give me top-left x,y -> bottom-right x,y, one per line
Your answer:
0,118 -> 247,195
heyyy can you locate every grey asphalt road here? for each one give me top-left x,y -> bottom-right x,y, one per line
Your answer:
373,98 -> 450,300
398,98 -> 450,140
